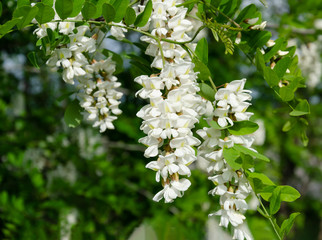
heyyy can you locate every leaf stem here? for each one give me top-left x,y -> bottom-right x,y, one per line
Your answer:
257,195 -> 283,240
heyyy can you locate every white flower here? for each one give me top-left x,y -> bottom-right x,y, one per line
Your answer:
152,178 -> 191,203
110,22 -> 128,40
251,21 -> 267,30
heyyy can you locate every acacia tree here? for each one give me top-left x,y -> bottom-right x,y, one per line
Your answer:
0,0 -> 315,239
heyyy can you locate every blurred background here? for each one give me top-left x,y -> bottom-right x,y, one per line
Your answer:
0,0 -> 321,239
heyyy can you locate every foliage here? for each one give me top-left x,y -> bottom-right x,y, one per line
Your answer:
0,0 -> 321,239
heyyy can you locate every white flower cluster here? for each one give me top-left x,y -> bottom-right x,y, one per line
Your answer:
297,41 -> 322,89
135,0 -> 206,203
33,14 -> 123,132
214,78 -> 253,127
197,79 -> 254,240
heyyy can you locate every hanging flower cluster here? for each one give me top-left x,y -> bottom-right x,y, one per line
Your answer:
135,0 -> 206,203
197,79 -> 254,240
33,14 -> 123,132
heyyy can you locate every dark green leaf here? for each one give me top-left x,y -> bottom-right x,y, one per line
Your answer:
241,152 -> 254,169
70,0 -> 85,17
55,0 -> 73,19
269,186 -> 282,215
0,18 -> 22,36
42,0 -> 54,7
17,0 -> 30,7
35,3 -> 55,24
223,147 -> 242,170
92,0 -> 110,19
13,6 -> 39,30
0,2 -> 2,18
264,67 -> 280,87
81,1 -> 97,20
112,0 -> 130,23
199,83 -> 215,102
233,144 -> 270,162
124,7 -> 136,25
247,30 -> 271,52
27,52 -> 40,69
235,4 -> 258,23
255,48 -> 265,74
228,121 -> 259,135
64,100 -> 82,128
195,38 -> 208,65
274,57 -> 291,79
264,38 -> 286,62
290,99 -> 310,116
102,3 -> 115,23
280,213 -> 300,238
282,119 -> 297,132
134,0 -> 152,27
176,0 -> 199,7
192,58 -> 211,81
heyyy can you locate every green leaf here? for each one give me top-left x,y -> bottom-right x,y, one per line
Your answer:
228,121 -> 259,135
64,100 -> 82,128
279,86 -> 294,101
112,0 -> 130,23
233,144 -> 270,162
274,57 -> 291,79
81,1 -> 97,20
0,18 -> 22,36
248,30 -> 271,52
282,118 -> 297,132
42,0 -> 54,7
176,0 -> 199,7
17,0 -> 30,7
70,0 -> 85,17
301,129 -> 308,147
279,185 -> 301,202
199,83 -> 215,102
241,152 -> 254,169
264,67 -> 279,87
135,0 -> 152,27
55,0 -> 73,19
35,3 -> 55,24
235,4 -> 259,24
246,171 -> 276,200
208,120 -> 227,130
192,58 -> 211,81
290,99 -> 310,116
13,6 -> 39,30
269,186 -> 282,215
195,38 -> 208,65
264,38 -> 286,62
223,147 -> 242,170
280,213 -> 300,238
27,52 -> 40,69
92,0 -> 109,19
255,48 -> 265,74
124,7 -> 136,25
102,3 -> 115,23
